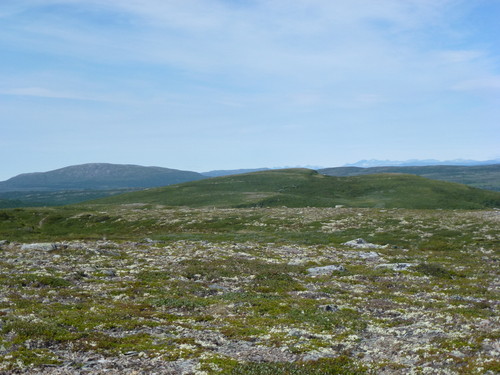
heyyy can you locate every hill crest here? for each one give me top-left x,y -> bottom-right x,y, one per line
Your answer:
90,168 -> 500,210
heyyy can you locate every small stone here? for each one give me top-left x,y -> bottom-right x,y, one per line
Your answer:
319,304 -> 339,312
291,291 -> 331,299
289,329 -> 303,337
102,269 -> 116,277
143,237 -> 163,244
209,284 -> 229,291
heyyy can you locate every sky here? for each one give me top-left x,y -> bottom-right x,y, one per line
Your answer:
0,0 -> 499,180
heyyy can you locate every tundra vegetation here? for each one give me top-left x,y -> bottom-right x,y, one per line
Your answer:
0,203 -> 498,374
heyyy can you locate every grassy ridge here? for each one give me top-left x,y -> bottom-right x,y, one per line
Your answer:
0,188 -> 142,208
90,168 -> 500,209
0,199 -> 24,209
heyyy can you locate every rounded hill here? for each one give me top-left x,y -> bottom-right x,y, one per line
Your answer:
89,169 -> 500,209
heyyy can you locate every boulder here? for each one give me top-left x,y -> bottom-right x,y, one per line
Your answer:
20,243 -> 58,252
357,251 -> 380,259
342,238 -> 387,249
307,265 -> 345,276
376,263 -> 413,271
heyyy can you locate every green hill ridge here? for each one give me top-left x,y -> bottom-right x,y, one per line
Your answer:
90,168 -> 500,209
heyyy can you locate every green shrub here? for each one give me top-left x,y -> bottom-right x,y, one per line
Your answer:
9,274 -> 72,288
136,270 -> 171,282
414,263 -> 457,279
152,297 -> 211,311
253,271 -> 305,293
2,318 -> 67,342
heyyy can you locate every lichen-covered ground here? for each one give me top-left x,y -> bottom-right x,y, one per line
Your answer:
0,207 -> 498,374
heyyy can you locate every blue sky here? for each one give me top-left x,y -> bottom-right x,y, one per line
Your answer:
1,0 -> 499,180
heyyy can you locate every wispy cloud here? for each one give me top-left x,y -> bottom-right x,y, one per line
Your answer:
0,87 -> 92,100
452,76 -> 500,91
2,0 -> 497,104
437,50 -> 484,64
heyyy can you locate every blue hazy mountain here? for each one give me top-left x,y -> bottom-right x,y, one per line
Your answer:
0,163 -> 206,192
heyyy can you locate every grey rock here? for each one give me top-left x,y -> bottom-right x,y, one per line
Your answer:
102,269 -> 117,277
208,284 -> 230,291
143,238 -> 163,244
20,243 -> 58,251
235,252 -> 254,259
451,350 -> 465,358
302,351 -> 336,361
343,238 -> 387,249
319,304 -> 339,312
307,265 -> 345,276
376,263 -> 414,271
357,251 -> 380,259
290,291 -> 331,299
96,248 -> 120,256
289,330 -> 303,338
72,270 -> 89,279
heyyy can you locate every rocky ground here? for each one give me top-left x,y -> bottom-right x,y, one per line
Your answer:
0,208 -> 498,374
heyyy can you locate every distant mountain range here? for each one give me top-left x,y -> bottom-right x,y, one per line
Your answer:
2,160 -> 498,190
0,161 -> 499,208
345,158 -> 500,168
0,163 -> 205,192
319,164 -> 500,191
